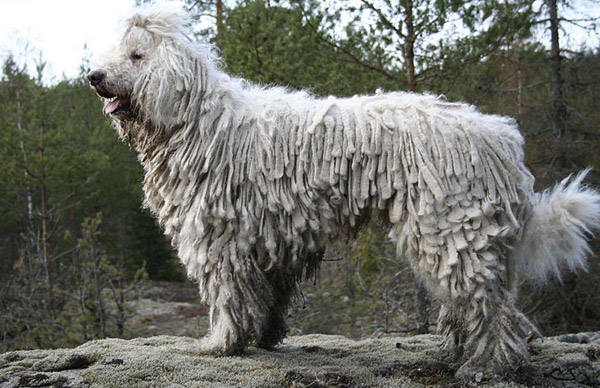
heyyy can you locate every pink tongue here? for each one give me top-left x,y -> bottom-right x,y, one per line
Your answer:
104,99 -> 121,114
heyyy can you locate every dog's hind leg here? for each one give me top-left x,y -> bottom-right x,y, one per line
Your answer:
450,281 -> 539,380
422,250 -> 538,380
428,247 -> 540,380
253,270 -> 299,349
395,198 -> 539,380
436,303 -> 466,363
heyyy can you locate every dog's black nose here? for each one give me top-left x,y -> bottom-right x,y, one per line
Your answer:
88,70 -> 105,86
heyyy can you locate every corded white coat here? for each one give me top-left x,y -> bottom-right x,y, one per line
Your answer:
90,4 -> 600,380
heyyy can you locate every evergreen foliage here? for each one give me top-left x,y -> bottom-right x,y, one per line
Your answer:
0,57 -> 176,351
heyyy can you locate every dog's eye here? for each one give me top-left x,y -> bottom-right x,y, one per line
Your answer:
131,53 -> 143,61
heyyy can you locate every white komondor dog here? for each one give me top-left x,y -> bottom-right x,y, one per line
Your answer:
88,4 -> 600,380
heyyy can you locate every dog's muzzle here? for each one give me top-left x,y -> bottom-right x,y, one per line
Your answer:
88,70 -> 132,116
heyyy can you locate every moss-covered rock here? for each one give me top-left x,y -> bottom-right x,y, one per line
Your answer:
1,334 -> 598,388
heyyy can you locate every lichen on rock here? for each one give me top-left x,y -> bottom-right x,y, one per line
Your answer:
1,334 -> 599,387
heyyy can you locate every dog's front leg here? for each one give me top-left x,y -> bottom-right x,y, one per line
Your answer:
194,251 -> 277,355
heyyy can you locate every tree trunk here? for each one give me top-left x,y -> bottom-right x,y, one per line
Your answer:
16,89 -> 39,295
16,90 -> 35,242
548,0 -> 566,138
116,288 -> 126,337
215,0 -> 224,47
414,280 -> 430,333
39,122 -> 54,304
93,250 -> 107,338
517,55 -> 523,115
404,0 -> 417,92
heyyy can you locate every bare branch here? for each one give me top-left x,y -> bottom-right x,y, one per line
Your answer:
296,6 -> 402,82
359,0 -> 406,39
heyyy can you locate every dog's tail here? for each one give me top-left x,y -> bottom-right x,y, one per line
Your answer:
515,169 -> 600,284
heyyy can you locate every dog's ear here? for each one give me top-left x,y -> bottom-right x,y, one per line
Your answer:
134,38 -> 207,130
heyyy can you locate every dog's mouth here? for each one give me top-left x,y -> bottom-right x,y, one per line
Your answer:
103,95 -> 131,116
88,75 -> 133,118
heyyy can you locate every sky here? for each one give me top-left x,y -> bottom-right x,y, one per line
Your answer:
0,0 -> 137,83
0,0 -> 599,84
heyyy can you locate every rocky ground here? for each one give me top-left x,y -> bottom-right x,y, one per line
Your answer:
125,281 -> 210,338
1,332 -> 599,388
2,281 -> 599,387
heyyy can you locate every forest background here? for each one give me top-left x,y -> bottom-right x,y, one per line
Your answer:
1,0 -> 599,351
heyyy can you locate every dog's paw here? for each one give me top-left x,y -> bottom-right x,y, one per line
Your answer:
455,362 -> 493,382
192,335 -> 244,356
455,358 -> 536,383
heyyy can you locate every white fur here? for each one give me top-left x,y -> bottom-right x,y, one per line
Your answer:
89,4 -> 600,380
515,169 -> 600,284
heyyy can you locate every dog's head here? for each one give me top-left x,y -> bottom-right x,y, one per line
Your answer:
88,5 -> 211,134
